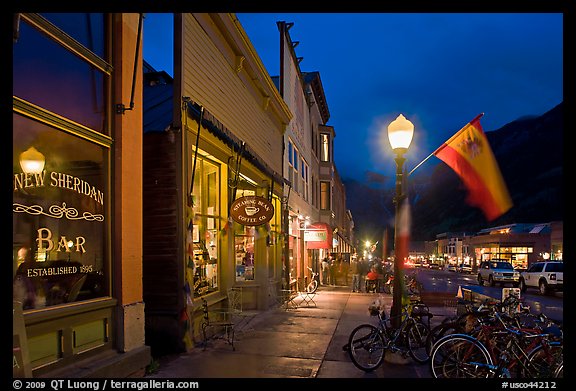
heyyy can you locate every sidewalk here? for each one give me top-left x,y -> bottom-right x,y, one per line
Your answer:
146,285 -> 457,379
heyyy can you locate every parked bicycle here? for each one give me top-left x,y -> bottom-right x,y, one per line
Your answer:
382,272 -> 422,296
306,266 -> 319,293
347,299 -> 432,371
429,298 -> 563,378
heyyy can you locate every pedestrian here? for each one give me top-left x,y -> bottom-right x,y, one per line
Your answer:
350,257 -> 360,292
330,257 -> 339,286
358,257 -> 368,292
321,256 -> 331,285
366,266 -> 379,293
340,257 -> 349,286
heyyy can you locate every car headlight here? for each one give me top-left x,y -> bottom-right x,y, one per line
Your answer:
550,274 -> 556,280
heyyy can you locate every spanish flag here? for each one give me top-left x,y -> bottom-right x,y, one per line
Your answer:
434,114 -> 512,221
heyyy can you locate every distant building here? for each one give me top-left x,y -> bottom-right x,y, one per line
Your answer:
427,222 -> 561,271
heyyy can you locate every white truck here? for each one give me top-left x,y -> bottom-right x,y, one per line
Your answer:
519,261 -> 563,295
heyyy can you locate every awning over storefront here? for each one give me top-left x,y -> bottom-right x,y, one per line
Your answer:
304,222 -> 332,249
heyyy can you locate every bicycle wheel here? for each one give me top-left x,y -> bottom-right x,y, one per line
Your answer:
406,320 -> 431,363
426,321 -> 466,356
348,324 -> 386,371
306,279 -> 318,293
523,341 -> 563,378
430,334 -> 493,378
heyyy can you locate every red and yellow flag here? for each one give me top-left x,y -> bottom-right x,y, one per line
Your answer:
434,114 -> 513,221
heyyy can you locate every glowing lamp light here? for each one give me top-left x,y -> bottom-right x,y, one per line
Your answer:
19,146 -> 45,174
387,114 -> 414,154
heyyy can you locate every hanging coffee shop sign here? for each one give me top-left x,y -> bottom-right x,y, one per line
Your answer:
230,196 -> 274,226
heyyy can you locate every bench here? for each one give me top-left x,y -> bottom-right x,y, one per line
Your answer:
200,297 -> 235,350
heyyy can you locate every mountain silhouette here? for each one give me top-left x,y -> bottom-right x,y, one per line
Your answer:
344,102 -> 563,245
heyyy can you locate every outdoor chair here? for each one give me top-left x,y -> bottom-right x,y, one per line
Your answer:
200,297 -> 235,350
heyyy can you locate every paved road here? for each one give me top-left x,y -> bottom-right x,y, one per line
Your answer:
416,268 -> 563,322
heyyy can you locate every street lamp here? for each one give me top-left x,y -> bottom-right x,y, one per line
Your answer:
19,146 -> 45,174
387,114 -> 414,327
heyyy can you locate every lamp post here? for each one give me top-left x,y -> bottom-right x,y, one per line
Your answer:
387,114 -> 414,327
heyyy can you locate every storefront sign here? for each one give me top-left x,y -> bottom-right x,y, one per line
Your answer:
230,196 -> 274,226
304,230 -> 327,242
14,170 -> 104,205
304,222 -> 332,249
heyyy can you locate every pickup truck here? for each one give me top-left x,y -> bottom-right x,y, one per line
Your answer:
519,261 -> 563,295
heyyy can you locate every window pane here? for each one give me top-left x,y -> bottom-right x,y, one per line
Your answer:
321,134 -> 330,162
13,113 -> 108,310
320,181 -> 330,210
293,149 -> 298,170
40,13 -> 105,57
13,21 -> 107,133
187,156 -> 221,296
235,227 -> 255,282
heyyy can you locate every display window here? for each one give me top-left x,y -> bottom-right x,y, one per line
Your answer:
235,226 -> 255,281
187,156 -> 221,296
232,188 -> 260,282
13,113 -> 109,310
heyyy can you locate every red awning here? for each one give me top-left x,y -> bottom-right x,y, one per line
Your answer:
304,222 -> 332,249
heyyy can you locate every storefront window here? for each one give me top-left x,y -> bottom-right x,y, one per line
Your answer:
188,157 -> 220,296
13,113 -> 108,310
39,13 -> 105,57
13,15 -> 108,134
235,226 -> 255,281
232,187 -> 255,282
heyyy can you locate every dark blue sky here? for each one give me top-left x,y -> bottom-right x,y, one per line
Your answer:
143,13 -> 563,184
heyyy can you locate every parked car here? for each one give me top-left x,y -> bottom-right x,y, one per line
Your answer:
446,264 -> 457,272
457,264 -> 473,274
519,261 -> 563,295
477,260 -> 520,287
429,263 -> 441,270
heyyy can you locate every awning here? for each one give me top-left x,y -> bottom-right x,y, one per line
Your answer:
304,222 -> 332,249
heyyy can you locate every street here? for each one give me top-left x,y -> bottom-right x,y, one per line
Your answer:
413,267 -> 563,322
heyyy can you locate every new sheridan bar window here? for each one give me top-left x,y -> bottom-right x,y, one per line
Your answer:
13,13 -> 111,311
13,114 -> 108,310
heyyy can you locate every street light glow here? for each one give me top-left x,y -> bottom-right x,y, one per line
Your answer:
387,114 -> 414,152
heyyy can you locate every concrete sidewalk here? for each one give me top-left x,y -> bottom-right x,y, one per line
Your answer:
146,285 -> 457,379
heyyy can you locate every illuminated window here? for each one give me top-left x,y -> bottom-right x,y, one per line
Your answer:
188,156 -> 221,296
320,181 -> 331,210
320,133 -> 330,162
13,114 -> 108,310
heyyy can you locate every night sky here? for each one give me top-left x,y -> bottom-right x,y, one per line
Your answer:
143,12 -> 563,184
